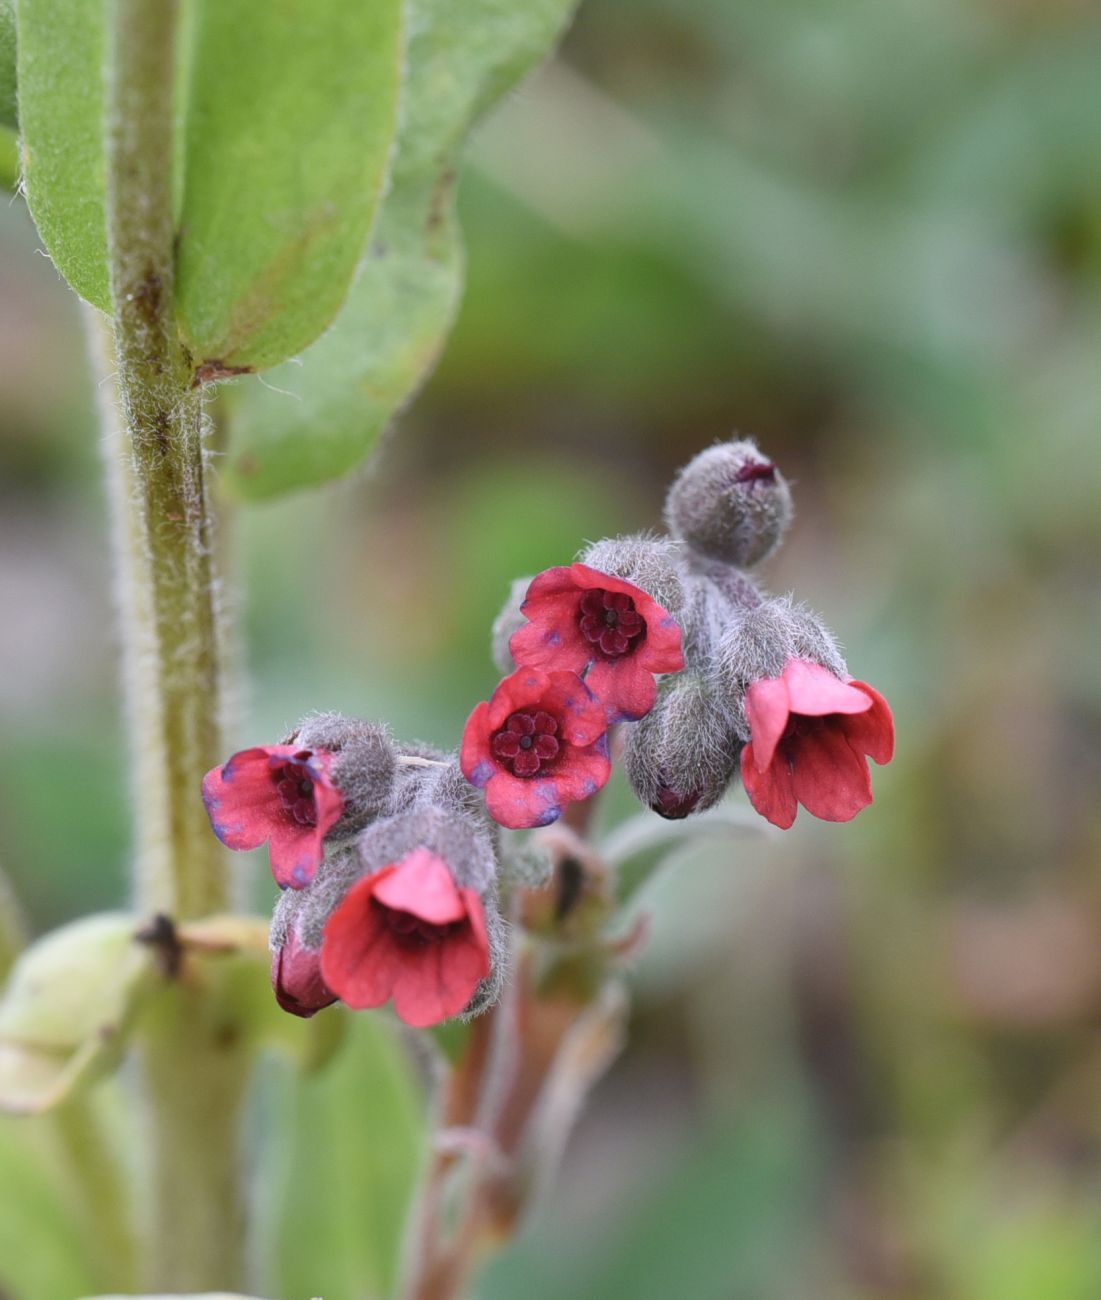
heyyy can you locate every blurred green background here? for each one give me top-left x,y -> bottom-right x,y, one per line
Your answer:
3,0 -> 1101,1296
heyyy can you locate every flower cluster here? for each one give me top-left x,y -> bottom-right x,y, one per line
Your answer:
460,562 -> 685,829
200,437 -> 894,1029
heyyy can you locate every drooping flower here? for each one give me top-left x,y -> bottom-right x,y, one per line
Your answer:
740,659 -> 894,829
271,919 -> 337,1019
509,563 -> 684,721
460,667 -> 611,829
319,847 -> 490,1028
201,745 -> 343,889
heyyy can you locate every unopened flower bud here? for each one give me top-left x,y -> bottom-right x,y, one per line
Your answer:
287,712 -> 398,838
269,890 -> 336,1019
624,673 -> 743,819
664,438 -> 793,568
714,595 -> 847,715
578,534 -> 686,617
491,576 -> 533,675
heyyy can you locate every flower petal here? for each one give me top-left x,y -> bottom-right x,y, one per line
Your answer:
740,743 -> 798,829
201,747 -> 283,852
484,771 -> 563,829
743,676 -> 792,771
782,659 -> 873,717
320,873 -> 403,1009
585,657 -> 658,723
389,891 -> 489,1027
790,721 -> 873,822
841,681 -> 895,764
267,818 -> 327,890
372,848 -> 468,925
545,736 -> 612,805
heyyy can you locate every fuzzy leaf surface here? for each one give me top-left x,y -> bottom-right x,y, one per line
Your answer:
175,0 -> 404,374
15,0 -> 109,307
224,0 -> 579,499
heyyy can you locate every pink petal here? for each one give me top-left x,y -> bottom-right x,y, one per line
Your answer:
585,658 -> 658,723
740,743 -> 798,829
743,676 -> 793,771
372,848 -> 467,925
541,671 -> 608,747
841,682 -> 895,764
635,611 -> 685,676
484,771 -> 563,829
782,659 -> 873,718
267,818 -> 327,890
321,876 -> 403,1009
545,737 -> 612,804
790,722 -> 873,822
460,701 -> 497,788
510,585 -> 590,674
201,747 -> 283,852
390,892 -> 490,1027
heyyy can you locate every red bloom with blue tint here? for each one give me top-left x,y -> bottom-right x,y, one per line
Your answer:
509,563 -> 684,722
201,745 -> 344,888
320,847 -> 490,1027
740,659 -> 894,829
460,667 -> 611,829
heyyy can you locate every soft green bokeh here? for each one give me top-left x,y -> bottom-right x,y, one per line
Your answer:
2,0 -> 1101,1296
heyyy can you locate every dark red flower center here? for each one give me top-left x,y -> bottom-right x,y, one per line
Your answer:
377,901 -> 462,946
734,458 -> 777,484
578,588 -> 646,659
491,710 -> 561,778
272,750 -> 318,826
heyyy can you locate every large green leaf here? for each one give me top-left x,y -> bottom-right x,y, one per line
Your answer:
0,1117 -> 98,1300
0,0 -> 16,128
175,0 -> 404,374
255,1014 -> 426,1300
15,0 -> 110,308
224,0 -> 579,499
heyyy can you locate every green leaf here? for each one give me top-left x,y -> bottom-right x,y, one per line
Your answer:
224,0 -> 579,499
15,0 -> 110,308
0,913 -> 152,1114
175,0 -> 404,374
0,0 -> 16,128
0,1116 -> 99,1300
256,1013 -> 426,1300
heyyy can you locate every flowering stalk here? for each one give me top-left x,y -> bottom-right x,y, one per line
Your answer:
99,0 -> 244,1288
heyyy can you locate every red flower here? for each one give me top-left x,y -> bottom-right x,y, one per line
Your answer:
461,668 -> 611,829
201,745 -> 344,889
271,923 -> 337,1019
740,659 -> 894,829
509,563 -> 684,721
319,847 -> 490,1027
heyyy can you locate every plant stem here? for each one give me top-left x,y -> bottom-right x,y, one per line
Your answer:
103,0 -> 227,921
99,2 -> 246,1289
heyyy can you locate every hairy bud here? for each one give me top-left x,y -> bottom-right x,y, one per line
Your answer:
286,712 -> 398,838
578,533 -> 686,616
664,438 -> 793,568
491,576 -> 532,676
269,888 -> 337,1019
714,595 -> 847,718
625,673 -> 743,818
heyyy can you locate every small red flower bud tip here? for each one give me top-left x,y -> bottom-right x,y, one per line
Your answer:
652,785 -> 702,820
740,659 -> 894,829
271,926 -> 337,1018
509,563 -> 684,723
201,745 -> 344,889
320,847 -> 490,1028
460,667 -> 611,830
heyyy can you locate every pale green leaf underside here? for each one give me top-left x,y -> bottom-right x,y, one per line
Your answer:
0,0 -> 16,128
16,0 -> 403,375
225,0 -> 579,499
175,0 -> 404,372
16,0 -> 110,308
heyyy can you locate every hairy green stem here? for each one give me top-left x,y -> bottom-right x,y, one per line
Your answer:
104,0 -> 226,921
100,1 -> 246,1289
